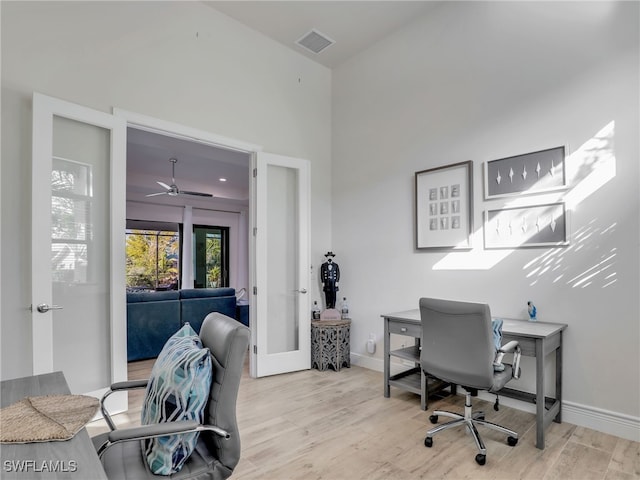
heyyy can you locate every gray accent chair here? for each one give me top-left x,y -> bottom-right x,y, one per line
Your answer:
419,297 -> 522,466
93,312 -> 250,479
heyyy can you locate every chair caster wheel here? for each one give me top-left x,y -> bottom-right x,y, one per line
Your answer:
424,437 -> 433,448
475,454 -> 486,465
507,436 -> 518,446
429,415 -> 438,424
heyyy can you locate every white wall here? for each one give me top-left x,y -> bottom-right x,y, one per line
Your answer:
332,1 -> 639,439
0,1 -> 332,379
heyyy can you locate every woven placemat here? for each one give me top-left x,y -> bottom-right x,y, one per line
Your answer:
0,394 -> 99,443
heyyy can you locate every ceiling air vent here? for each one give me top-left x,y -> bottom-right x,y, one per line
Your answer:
296,29 -> 335,55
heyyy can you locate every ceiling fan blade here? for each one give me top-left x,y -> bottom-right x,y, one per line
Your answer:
157,181 -> 171,190
146,191 -> 168,197
180,190 -> 213,198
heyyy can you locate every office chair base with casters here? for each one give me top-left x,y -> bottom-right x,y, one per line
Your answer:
424,388 -> 518,465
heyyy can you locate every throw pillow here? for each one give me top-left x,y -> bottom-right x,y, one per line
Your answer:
141,323 -> 213,475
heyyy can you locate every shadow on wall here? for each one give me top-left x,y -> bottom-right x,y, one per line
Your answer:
523,220 -> 617,289
434,121 -> 617,276
523,121 -> 618,289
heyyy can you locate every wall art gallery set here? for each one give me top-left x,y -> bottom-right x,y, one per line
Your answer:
415,146 -> 569,250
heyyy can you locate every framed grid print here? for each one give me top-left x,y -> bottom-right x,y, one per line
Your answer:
415,161 -> 473,250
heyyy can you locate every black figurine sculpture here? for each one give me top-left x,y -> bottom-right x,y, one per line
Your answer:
320,251 -> 340,309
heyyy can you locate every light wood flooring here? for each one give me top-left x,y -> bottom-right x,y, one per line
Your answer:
86,359 -> 639,480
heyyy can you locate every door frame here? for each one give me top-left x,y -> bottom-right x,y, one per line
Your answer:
114,109 -> 312,379
113,109 -> 264,371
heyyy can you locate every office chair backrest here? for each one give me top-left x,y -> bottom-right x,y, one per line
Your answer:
419,297 -> 495,390
199,312 -> 250,473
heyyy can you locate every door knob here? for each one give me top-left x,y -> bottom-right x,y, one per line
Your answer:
35,303 -> 63,313
296,288 -> 308,294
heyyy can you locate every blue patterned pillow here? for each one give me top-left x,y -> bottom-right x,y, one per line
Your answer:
141,323 -> 213,475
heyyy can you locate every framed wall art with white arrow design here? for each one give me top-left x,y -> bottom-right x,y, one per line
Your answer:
484,146 -> 567,200
484,202 -> 569,249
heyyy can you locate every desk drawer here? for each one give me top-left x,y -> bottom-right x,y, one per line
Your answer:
388,320 -> 421,338
503,334 -> 536,357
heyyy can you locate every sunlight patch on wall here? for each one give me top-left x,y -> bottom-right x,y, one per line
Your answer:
564,121 -> 616,212
432,229 -> 512,270
434,121 -> 616,271
521,122 -> 617,288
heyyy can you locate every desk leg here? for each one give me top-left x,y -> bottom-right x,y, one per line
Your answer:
555,335 -> 563,423
535,338 -> 545,450
384,318 -> 390,398
417,336 -> 426,411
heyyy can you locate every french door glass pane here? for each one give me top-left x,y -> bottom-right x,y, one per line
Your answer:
266,164 -> 299,354
51,115 -> 110,393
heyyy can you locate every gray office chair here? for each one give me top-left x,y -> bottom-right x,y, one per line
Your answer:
419,297 -> 521,465
93,312 -> 250,479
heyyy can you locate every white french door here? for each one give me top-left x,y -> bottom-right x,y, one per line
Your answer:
251,152 -> 311,377
32,96 -> 308,387
31,93 -> 127,409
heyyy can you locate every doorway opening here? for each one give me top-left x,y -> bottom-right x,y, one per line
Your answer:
125,124 -> 252,293
118,107 -> 312,379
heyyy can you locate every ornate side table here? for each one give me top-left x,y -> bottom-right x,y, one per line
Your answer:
311,319 -> 351,371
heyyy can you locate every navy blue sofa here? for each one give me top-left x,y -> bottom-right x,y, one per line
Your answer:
179,288 -> 237,333
127,288 -> 245,361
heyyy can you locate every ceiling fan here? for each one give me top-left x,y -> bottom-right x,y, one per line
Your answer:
146,157 -> 213,198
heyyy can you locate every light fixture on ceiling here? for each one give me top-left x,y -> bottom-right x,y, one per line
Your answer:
296,29 -> 335,55
146,157 -> 213,198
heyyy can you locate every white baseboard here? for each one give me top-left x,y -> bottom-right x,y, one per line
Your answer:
350,352 -> 640,442
351,351 -> 384,371
561,401 -> 640,442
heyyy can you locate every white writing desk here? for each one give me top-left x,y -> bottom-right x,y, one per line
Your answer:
382,309 -> 567,449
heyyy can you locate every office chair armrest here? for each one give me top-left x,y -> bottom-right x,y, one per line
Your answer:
99,379 -> 149,431
96,421 -> 230,459
109,379 -> 149,391
499,340 -> 522,379
498,340 -> 518,353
